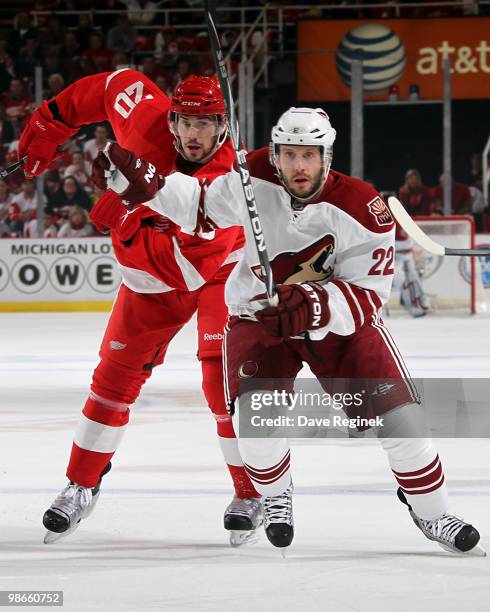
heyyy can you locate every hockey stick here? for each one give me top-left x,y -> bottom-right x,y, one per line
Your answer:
0,156 -> 27,179
204,0 -> 277,304
387,196 -> 490,256
0,134 -> 87,180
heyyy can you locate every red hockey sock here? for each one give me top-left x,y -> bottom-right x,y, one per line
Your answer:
202,358 -> 259,499
67,443 -> 114,488
228,464 -> 260,499
67,395 -> 129,488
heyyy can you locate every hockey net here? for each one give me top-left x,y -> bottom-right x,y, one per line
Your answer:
389,215 -> 489,315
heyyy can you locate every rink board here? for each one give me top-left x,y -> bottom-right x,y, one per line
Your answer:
1,233 -> 489,313
0,237 -> 120,311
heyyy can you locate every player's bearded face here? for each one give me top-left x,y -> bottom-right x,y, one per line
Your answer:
177,115 -> 221,163
278,145 -> 324,200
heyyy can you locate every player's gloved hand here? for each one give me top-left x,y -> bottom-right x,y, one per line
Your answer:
89,190 -> 141,241
92,142 -> 164,207
18,100 -> 78,177
254,282 -> 330,338
91,151 -> 112,192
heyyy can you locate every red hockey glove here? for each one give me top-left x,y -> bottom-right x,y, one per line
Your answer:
95,142 -> 164,207
254,282 -> 330,338
18,100 -> 78,177
89,190 -> 141,241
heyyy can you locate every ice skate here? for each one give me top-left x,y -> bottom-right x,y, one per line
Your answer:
43,462 -> 111,544
224,496 -> 263,546
398,488 -> 486,556
263,483 -> 294,548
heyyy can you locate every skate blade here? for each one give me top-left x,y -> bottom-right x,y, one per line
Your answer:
43,491 -> 101,544
437,542 -> 487,557
44,520 -> 82,544
229,529 -> 260,547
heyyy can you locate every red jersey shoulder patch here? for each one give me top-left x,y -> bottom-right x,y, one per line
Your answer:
367,196 -> 393,226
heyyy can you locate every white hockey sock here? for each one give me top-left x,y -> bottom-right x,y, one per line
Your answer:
380,436 -> 449,520
232,400 -> 291,497
218,435 -> 243,467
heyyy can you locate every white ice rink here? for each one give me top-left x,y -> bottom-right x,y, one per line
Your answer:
1,312 -> 489,612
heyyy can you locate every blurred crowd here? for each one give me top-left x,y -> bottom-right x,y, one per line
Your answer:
397,161 -> 487,231
0,122 -> 111,238
0,0 -> 274,108
308,0 -> 487,19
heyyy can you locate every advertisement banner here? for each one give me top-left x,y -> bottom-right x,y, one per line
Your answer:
298,18 -> 490,101
0,238 -> 121,311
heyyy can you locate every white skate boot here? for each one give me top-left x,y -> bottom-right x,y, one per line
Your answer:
398,488 -> 485,556
224,496 -> 263,546
263,483 -> 294,548
43,463 -> 111,544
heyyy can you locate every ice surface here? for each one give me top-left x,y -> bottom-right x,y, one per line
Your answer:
0,313 -> 489,612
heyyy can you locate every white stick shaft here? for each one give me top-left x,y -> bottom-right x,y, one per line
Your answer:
387,196 -> 445,256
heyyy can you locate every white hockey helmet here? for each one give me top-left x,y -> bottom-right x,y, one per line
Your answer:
270,107 -> 337,200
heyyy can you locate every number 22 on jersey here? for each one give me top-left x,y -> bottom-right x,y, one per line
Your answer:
369,246 -> 394,276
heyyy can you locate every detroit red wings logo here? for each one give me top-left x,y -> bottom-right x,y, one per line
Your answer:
367,196 -> 393,226
252,234 -> 335,284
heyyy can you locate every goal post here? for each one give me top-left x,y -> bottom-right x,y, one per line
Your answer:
390,215 -> 488,315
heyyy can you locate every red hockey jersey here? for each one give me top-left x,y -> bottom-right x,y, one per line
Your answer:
54,68 -> 243,292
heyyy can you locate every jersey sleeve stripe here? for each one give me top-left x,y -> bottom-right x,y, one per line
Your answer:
348,284 -> 383,322
365,290 -> 381,319
105,68 -> 130,90
329,280 -> 383,331
342,281 -> 365,328
329,280 -> 360,331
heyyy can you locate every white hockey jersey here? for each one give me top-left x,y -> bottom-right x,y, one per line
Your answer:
144,147 -> 396,339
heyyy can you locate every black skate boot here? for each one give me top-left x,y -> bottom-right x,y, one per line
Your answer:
397,488 -> 485,556
263,483 -> 294,548
43,462 -> 112,544
224,496 -> 263,546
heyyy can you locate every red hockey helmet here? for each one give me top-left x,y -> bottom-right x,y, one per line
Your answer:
170,74 -> 225,116
168,75 -> 228,160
